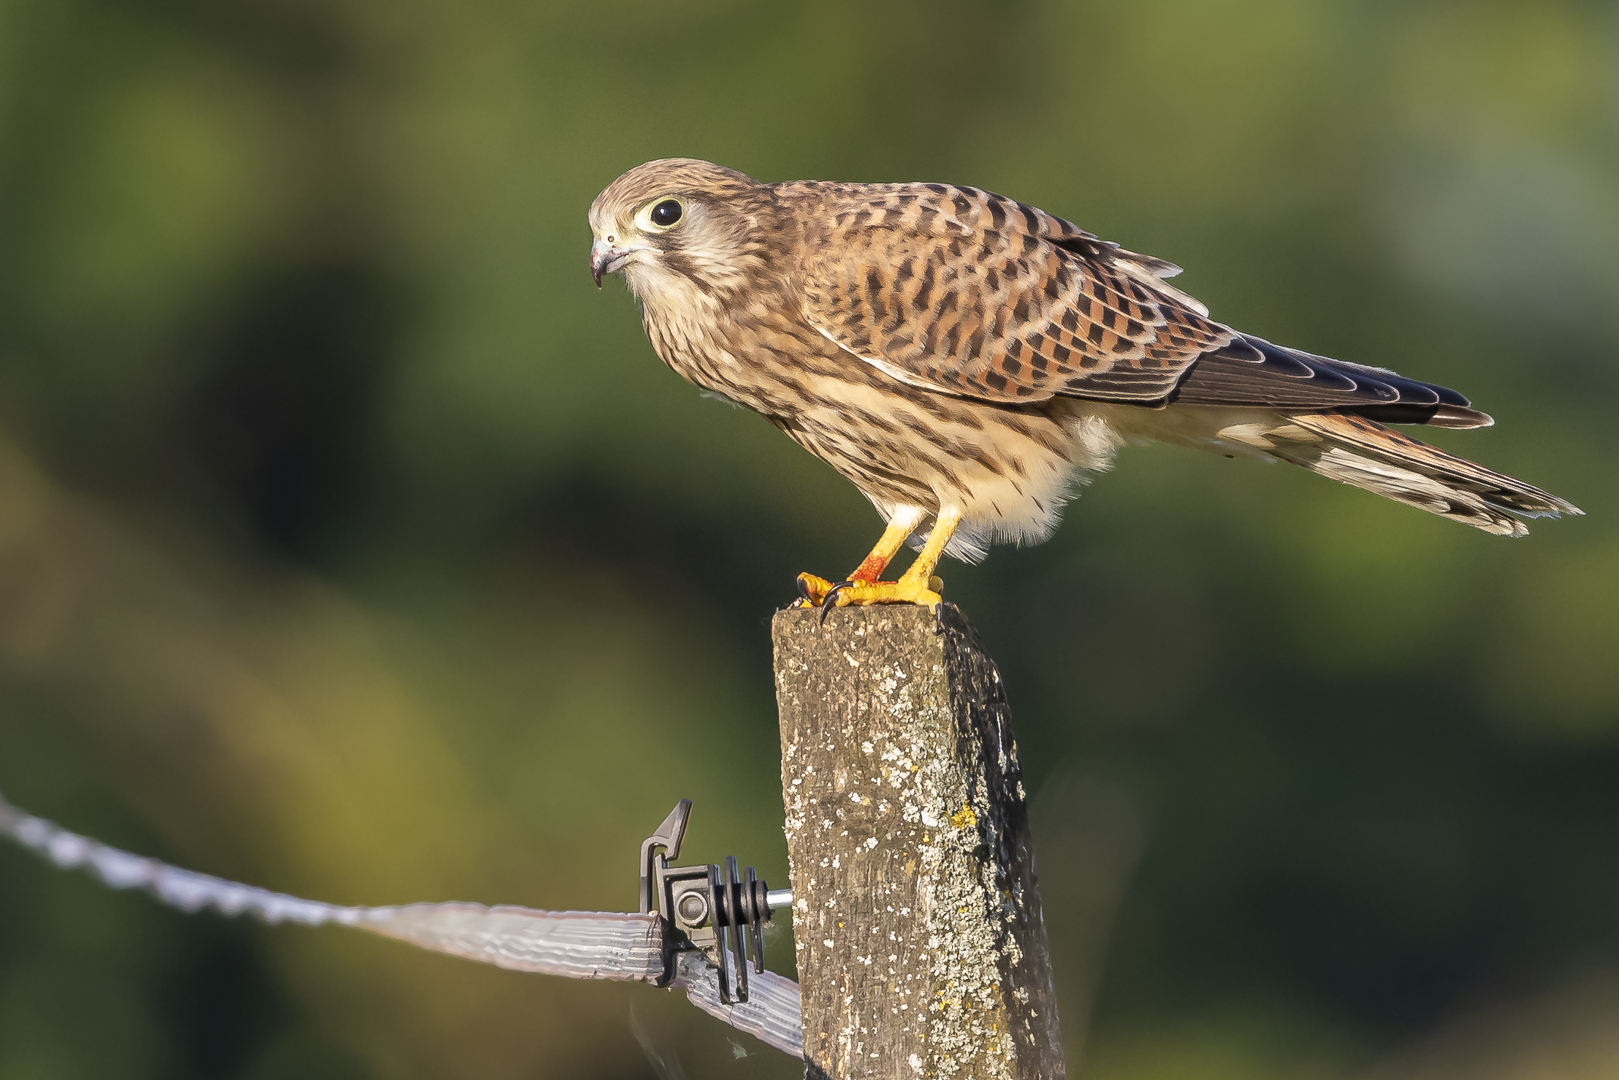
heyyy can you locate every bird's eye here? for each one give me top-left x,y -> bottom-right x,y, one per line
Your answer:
649,199 -> 683,228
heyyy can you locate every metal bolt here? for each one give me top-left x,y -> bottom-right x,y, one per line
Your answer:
677,891 -> 708,925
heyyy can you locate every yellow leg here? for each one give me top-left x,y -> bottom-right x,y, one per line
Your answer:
798,507 -> 962,611
793,508 -> 926,608
848,513 -> 923,582
797,507 -> 928,605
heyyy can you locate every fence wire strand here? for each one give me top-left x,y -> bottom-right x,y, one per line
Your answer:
0,790 -> 803,1059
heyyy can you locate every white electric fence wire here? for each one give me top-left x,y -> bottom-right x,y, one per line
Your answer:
0,791 -> 803,1059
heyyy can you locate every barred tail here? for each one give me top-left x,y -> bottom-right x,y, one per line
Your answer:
1245,412 -> 1582,536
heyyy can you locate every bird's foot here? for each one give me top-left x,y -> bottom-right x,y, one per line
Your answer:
794,571 -> 944,616
794,573 -> 838,607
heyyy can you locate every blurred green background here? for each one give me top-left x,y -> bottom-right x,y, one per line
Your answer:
0,0 -> 1615,1077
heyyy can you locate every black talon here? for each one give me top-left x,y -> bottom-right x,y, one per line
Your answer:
792,574 -> 829,609
819,581 -> 855,624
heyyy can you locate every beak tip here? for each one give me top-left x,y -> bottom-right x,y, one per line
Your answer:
589,239 -> 625,288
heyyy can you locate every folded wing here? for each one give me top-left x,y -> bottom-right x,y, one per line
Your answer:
798,183 -> 1490,428
798,182 -> 1231,403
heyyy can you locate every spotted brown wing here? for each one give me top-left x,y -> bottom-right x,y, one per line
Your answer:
796,183 -> 1233,404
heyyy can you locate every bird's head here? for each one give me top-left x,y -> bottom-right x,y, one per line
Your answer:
588,159 -> 782,307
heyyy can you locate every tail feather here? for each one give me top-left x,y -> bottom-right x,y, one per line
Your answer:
1236,412 -> 1582,537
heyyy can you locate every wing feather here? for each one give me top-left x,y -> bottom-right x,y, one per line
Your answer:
794,182 -> 1231,404
788,181 -> 1493,428
1173,337 -> 1494,427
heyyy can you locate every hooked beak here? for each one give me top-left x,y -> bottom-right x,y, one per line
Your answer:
590,238 -> 633,288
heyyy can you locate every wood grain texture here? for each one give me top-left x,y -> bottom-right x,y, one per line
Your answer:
773,604 -> 1064,1079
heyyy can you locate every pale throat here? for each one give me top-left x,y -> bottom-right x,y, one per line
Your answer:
625,241 -> 767,324
625,260 -> 722,322
627,261 -> 729,370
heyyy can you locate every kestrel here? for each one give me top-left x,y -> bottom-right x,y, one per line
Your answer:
589,159 -> 1581,609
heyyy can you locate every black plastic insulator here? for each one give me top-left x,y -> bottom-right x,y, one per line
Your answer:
715,872 -> 772,928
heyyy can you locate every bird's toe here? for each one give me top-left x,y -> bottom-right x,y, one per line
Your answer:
795,572 -> 837,607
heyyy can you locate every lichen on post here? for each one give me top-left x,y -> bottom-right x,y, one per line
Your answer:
773,604 -> 1064,1080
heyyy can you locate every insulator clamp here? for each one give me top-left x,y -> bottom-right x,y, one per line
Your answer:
638,799 -> 791,1004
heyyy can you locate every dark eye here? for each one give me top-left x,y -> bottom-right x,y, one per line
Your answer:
650,199 -> 683,227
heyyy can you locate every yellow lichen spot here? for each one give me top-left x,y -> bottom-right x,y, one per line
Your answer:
949,804 -> 978,829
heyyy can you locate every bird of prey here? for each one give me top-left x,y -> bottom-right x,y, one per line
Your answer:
588,159 -> 1581,609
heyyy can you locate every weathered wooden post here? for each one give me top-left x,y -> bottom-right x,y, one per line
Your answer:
773,604 -> 1065,1080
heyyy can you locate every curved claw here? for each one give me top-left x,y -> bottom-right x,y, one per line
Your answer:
795,572 -> 835,608
790,576 -> 814,608
818,580 -> 855,624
